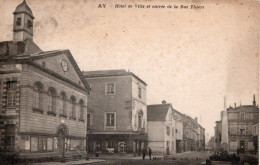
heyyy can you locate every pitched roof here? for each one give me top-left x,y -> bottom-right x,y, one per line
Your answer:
0,43 -> 90,93
83,69 -> 147,86
147,104 -> 171,121
83,69 -> 127,77
14,0 -> 34,18
0,39 -> 42,56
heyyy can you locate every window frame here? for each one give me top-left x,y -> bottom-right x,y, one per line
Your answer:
6,81 -> 17,107
79,100 -> 84,121
105,82 -> 116,95
16,17 -> 21,26
70,96 -> 76,120
166,126 -> 170,136
138,87 -> 142,99
104,112 -> 116,130
47,88 -> 57,115
27,19 -> 33,28
33,83 -> 43,110
87,113 -> 91,128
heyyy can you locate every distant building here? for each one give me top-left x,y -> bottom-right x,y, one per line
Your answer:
214,121 -> 222,150
182,115 -> 205,152
173,108 -> 184,153
198,124 -> 206,151
0,0 -> 90,159
147,101 -> 185,155
214,95 -> 259,153
147,101 -> 177,155
83,70 -> 147,154
206,136 -> 215,151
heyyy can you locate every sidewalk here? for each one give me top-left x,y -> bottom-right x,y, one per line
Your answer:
88,153 -> 141,160
33,159 -> 106,165
88,151 -> 210,160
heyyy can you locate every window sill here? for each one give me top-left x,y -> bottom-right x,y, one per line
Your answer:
105,126 -> 116,130
70,116 -> 77,120
4,106 -> 17,109
59,114 -> 67,118
79,118 -> 84,122
32,107 -> 43,114
47,111 -> 56,116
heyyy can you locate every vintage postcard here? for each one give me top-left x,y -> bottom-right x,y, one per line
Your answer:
0,0 -> 259,164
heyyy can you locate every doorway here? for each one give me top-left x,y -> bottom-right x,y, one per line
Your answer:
57,125 -> 68,154
240,140 -> 245,153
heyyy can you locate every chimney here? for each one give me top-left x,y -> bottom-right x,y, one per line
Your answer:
253,94 -> 256,106
234,102 -> 236,108
194,117 -> 198,123
162,100 -> 166,104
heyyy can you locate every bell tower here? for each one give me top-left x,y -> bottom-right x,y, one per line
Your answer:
13,0 -> 34,41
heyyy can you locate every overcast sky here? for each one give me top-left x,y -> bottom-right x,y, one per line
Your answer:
0,0 -> 259,139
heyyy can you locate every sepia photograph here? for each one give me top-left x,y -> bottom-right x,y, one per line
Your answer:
0,0 -> 259,164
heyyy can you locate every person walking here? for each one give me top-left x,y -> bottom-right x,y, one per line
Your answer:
148,147 -> 152,160
142,147 -> 146,160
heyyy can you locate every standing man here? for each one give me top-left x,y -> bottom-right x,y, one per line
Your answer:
148,147 -> 152,160
142,147 -> 146,160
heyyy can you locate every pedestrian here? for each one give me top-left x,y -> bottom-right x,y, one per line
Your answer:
148,147 -> 152,160
142,147 -> 146,160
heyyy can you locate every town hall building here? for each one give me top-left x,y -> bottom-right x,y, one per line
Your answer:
0,0 -> 90,160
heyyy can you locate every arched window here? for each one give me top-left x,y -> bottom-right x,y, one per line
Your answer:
60,92 -> 67,116
70,96 -> 76,119
48,87 -> 57,115
33,82 -> 43,109
79,100 -> 84,121
6,81 -> 17,107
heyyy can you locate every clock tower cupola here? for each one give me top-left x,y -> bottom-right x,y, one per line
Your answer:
13,0 -> 34,41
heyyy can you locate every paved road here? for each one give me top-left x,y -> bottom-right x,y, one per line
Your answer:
84,151 -> 212,165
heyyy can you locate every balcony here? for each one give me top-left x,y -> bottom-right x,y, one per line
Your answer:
135,127 -> 145,134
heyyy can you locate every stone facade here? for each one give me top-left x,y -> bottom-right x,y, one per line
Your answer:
0,0 -> 90,160
182,115 -> 205,152
83,70 -> 147,154
214,96 -> 259,154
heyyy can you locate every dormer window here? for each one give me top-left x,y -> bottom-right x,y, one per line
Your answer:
16,18 -> 21,26
27,20 -> 32,28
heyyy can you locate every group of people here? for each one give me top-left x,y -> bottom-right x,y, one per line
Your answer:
142,147 -> 152,160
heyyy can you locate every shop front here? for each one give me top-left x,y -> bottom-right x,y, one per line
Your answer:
87,133 -> 147,154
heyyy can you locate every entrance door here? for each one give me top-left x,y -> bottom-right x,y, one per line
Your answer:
166,141 -> 170,155
240,141 -> 245,153
118,142 -> 126,153
176,140 -> 180,153
57,125 -> 68,154
58,137 -> 65,153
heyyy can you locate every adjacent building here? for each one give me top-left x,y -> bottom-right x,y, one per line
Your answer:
147,101 -> 176,155
147,101 -> 204,155
83,70 -> 147,154
173,108 -> 184,153
182,115 -> 205,152
0,0 -> 90,159
214,96 -> 259,153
